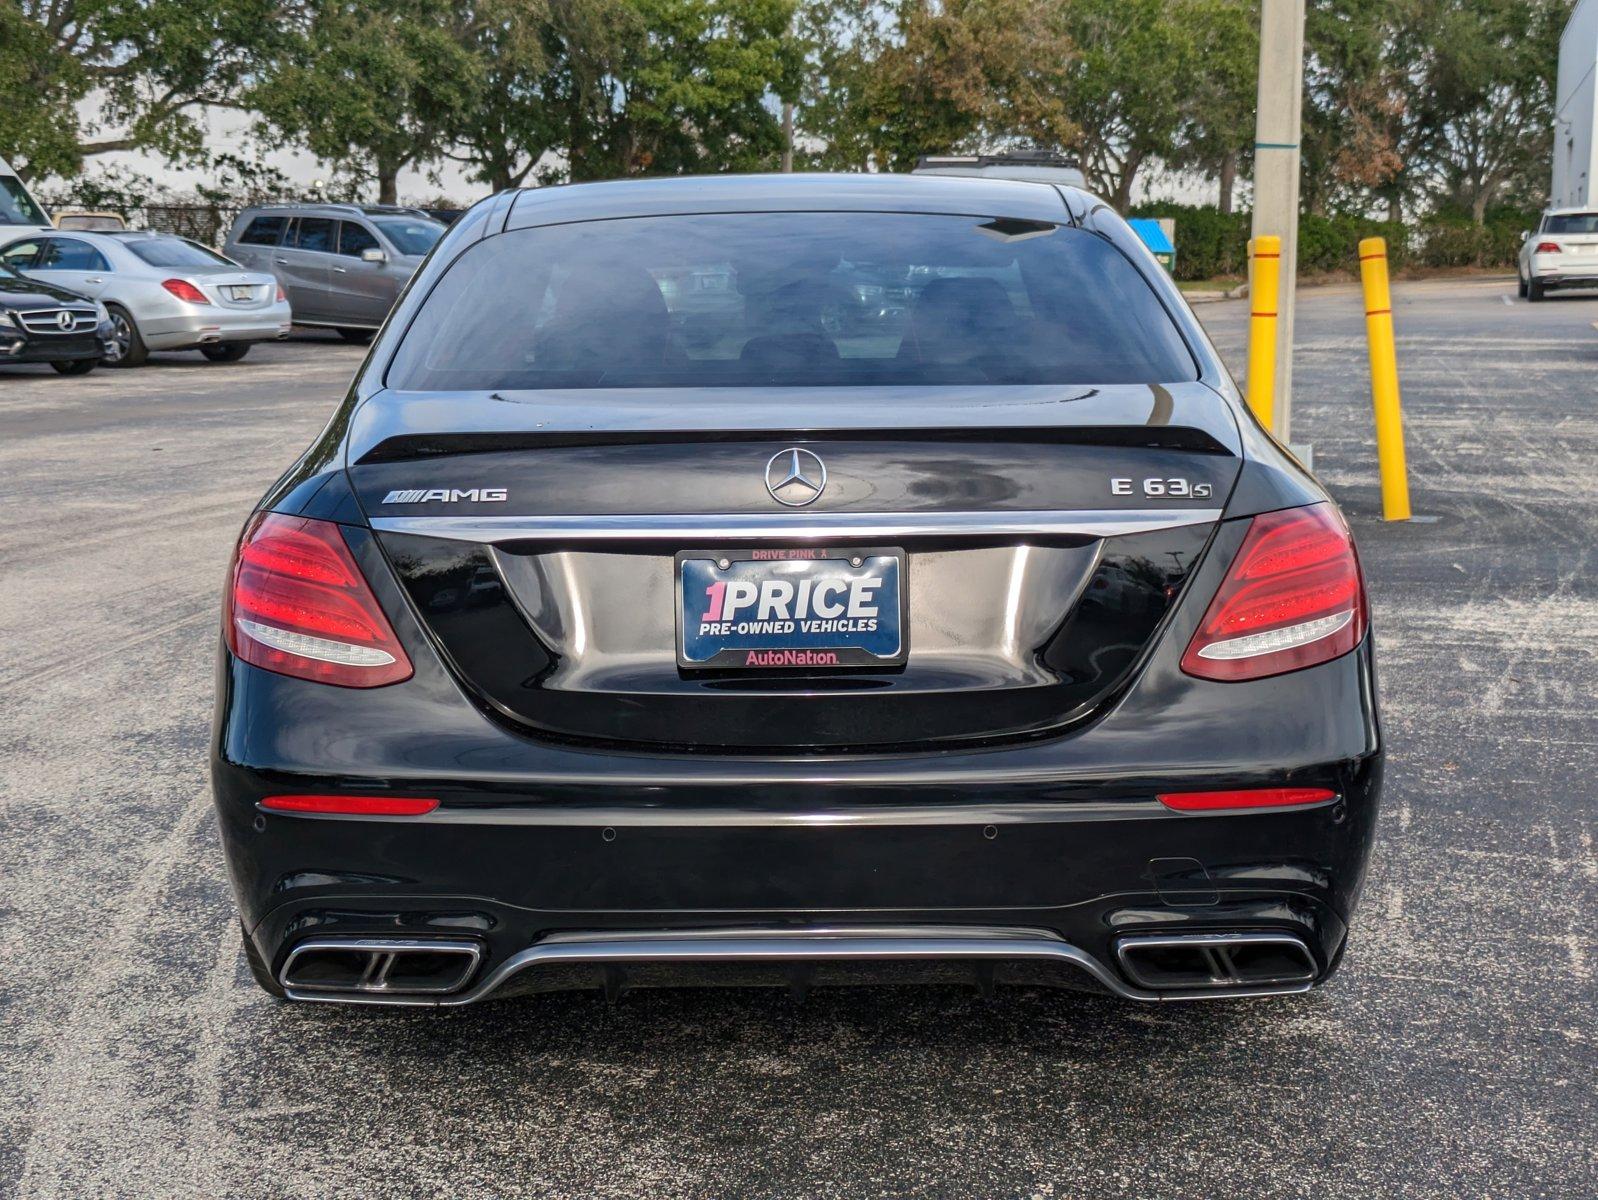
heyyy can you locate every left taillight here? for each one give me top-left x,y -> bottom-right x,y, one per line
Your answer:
225,512 -> 412,687
162,278 -> 210,304
1180,502 -> 1367,682
275,283 -> 286,303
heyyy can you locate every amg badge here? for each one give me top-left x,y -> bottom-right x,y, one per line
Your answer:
381,487 -> 508,504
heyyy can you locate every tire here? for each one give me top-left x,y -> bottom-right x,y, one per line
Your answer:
50,358 -> 97,376
336,327 -> 375,344
103,304 -> 148,367
1517,273 -> 1528,298
201,342 -> 251,363
1527,277 -> 1545,303
242,925 -> 286,998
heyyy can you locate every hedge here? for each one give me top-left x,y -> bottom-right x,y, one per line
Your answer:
1126,202 -> 1539,281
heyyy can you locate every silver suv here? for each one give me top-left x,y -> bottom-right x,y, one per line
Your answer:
223,204 -> 445,342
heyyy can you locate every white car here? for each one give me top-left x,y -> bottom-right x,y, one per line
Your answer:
0,229 -> 292,365
1517,208 -> 1598,301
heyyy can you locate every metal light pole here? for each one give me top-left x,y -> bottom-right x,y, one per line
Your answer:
1250,0 -> 1305,447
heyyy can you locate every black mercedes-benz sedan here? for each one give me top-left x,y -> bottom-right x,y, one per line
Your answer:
0,262 -> 114,374
213,174 -> 1381,1006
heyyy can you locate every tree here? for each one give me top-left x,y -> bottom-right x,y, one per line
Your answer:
1171,0 -> 1258,214
1061,0 -> 1197,210
249,0 -> 478,203
797,0 -> 1076,173
1,0 -> 285,178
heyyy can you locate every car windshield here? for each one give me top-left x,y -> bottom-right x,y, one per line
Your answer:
1,176 -> 48,226
373,217 -> 444,256
1543,213 -> 1598,234
122,237 -> 237,268
388,212 -> 1197,390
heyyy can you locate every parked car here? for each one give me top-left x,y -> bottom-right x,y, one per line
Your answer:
214,174 -> 1381,1008
1517,208 -> 1598,300
223,203 -> 446,340
0,230 -> 291,366
55,211 -> 127,232
0,259 -> 114,374
0,155 -> 53,235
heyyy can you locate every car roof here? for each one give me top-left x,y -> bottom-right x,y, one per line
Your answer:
1543,205 -> 1598,215
237,203 -> 433,220
503,172 -> 1092,231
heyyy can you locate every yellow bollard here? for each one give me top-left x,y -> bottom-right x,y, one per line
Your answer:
1246,235 -> 1281,433
1357,237 -> 1411,521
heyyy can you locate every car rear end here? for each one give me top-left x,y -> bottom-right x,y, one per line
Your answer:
112,234 -> 292,350
212,176 -> 1381,1006
1526,211 -> 1598,295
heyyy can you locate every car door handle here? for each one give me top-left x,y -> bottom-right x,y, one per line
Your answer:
333,266 -> 347,273
275,257 -> 289,265
84,277 -> 104,284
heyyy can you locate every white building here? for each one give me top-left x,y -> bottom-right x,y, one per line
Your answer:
1554,0 -> 1598,208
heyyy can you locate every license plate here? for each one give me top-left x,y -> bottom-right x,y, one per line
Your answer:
676,548 -> 907,669
228,286 -> 253,301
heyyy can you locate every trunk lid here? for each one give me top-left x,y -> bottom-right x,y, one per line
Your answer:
349,384 -> 1241,751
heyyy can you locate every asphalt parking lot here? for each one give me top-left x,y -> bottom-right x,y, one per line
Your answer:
2,287 -> 1595,1198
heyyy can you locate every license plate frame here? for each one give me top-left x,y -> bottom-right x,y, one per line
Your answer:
227,286 -> 253,302
675,546 -> 908,671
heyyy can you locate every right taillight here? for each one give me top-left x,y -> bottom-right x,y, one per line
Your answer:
1180,503 -> 1367,682
225,512 -> 412,687
1534,241 -> 1561,253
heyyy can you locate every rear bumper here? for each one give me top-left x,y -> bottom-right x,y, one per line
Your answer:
142,302 -> 294,349
214,697 -> 1380,1004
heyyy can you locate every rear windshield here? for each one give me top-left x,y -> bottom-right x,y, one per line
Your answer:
387,212 -> 1196,390
373,217 -> 444,256
123,237 -> 236,268
1543,213 -> 1598,233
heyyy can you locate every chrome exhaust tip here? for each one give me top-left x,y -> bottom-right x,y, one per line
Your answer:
280,938 -> 482,997
1115,932 -> 1317,991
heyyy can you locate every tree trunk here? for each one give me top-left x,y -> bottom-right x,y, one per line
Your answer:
781,102 -> 794,173
1112,149 -> 1144,212
377,161 -> 400,205
1471,188 -> 1489,225
1218,150 -> 1237,215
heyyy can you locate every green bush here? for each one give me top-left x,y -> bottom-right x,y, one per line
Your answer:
1128,202 -> 1531,278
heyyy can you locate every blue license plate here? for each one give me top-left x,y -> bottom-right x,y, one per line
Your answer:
677,548 -> 907,669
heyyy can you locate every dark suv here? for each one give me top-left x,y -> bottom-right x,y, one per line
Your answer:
223,204 -> 445,341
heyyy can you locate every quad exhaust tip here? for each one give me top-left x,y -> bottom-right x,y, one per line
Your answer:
1115,932 -> 1317,991
280,938 -> 482,996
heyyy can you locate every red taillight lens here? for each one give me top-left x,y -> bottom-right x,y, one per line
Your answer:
1534,241 -> 1561,253
261,794 -> 437,816
1158,787 -> 1336,813
275,283 -> 286,303
162,278 -> 210,304
1180,503 -> 1367,682
225,512 -> 413,687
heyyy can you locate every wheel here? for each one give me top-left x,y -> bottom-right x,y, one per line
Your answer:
201,342 -> 251,363
1527,277 -> 1545,302
103,304 -> 148,367
242,925 -> 286,998
336,327 -> 375,344
50,358 -> 97,376
1517,273 -> 1528,298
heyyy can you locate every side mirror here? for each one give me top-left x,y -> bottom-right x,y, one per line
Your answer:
1520,230 -> 1531,243
360,247 -> 388,264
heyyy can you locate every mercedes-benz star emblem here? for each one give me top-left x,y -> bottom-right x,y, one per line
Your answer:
56,310 -> 74,330
765,447 -> 827,507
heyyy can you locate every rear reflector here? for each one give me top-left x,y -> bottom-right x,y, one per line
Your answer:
261,794 -> 439,816
1181,503 -> 1367,682
226,512 -> 413,687
1534,241 -> 1561,253
1158,787 -> 1336,812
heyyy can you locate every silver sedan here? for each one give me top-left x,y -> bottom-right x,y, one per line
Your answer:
0,230 -> 292,366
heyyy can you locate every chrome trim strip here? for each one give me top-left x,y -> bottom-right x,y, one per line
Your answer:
370,508 -> 1222,544
280,926 -> 1316,1007
423,802 -> 1168,827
